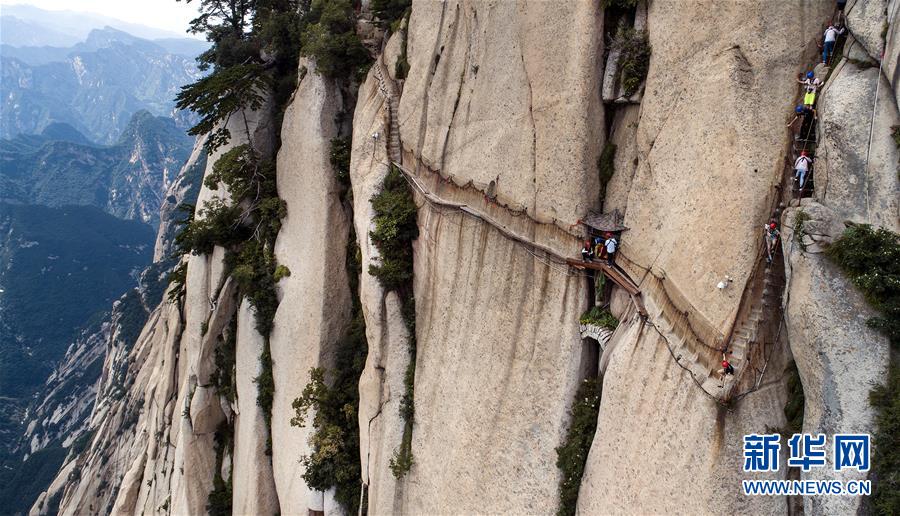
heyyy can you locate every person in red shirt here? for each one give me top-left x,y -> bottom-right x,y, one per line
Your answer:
722,353 -> 735,376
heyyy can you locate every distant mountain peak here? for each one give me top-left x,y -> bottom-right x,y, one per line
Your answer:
83,26 -> 144,48
39,122 -> 92,146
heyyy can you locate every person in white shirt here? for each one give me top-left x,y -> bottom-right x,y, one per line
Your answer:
794,151 -> 813,190
605,233 -> 618,266
823,25 -> 845,64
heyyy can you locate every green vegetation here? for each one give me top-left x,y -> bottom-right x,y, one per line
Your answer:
395,16 -> 410,80
330,136 -> 352,186
254,340 -> 276,447
371,0 -> 411,30
369,165 -> 419,478
210,315 -> 238,403
555,377 -> 603,516
579,306 -> 619,330
299,0 -> 370,81
597,142 -> 616,209
610,23 -> 652,97
826,224 -> 900,513
291,227 -> 368,512
290,120 -> 368,513
174,2 -> 379,511
826,224 -> 899,343
369,166 -> 419,291
207,422 -> 233,516
0,203 -> 154,399
175,0 -> 302,153
782,361 -> 805,436
869,362 -> 900,514
0,446 -> 68,514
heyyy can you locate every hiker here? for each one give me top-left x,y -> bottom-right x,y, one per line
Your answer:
798,71 -> 823,92
721,354 -> 735,376
799,71 -> 822,107
787,105 -> 817,140
593,236 -> 605,259
823,25 -> 845,64
581,240 -> 595,262
605,233 -> 618,266
794,150 -> 813,191
765,221 -> 780,264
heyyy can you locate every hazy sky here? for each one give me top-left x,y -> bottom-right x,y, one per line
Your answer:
0,0 -> 201,36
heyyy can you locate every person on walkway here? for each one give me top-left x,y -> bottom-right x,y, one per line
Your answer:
605,233 -> 618,266
721,354 -> 735,376
794,150 -> 813,191
593,236 -> 605,260
765,221 -> 780,264
582,240 -> 595,262
799,71 -> 823,107
787,105 -> 817,140
823,25 -> 845,64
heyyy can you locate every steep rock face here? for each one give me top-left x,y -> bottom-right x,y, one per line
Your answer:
268,59 -> 352,514
619,0 -> 830,330
350,70 -> 411,514
32,107 -> 274,516
579,0 -> 831,511
781,202 -> 890,516
354,1 -> 603,511
816,37 -> 900,232
398,0 -> 605,226
232,301 -> 279,514
578,311 -> 791,515
778,16 -> 899,514
845,0 -> 888,66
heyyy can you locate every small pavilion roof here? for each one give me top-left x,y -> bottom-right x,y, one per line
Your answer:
580,209 -> 629,232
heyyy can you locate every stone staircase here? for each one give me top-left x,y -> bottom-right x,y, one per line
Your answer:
373,54 -> 403,164
658,262 -> 783,401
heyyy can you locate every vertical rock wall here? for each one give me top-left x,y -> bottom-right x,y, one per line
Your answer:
780,14 -> 899,513
579,0 -> 832,512
354,1 -> 603,512
269,59 -> 353,514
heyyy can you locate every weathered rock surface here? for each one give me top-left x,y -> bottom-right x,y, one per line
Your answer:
269,59 -> 353,514
846,0 -> 888,64
816,38 -> 900,232
154,135 -> 208,261
781,202 -> 890,516
399,0 -> 605,226
882,0 -> 900,100
233,301 -> 279,515
619,0 -> 832,331
32,107 -> 273,516
578,309 -> 791,514
579,0 -> 834,511
354,2 -> 604,511
350,61 -> 410,514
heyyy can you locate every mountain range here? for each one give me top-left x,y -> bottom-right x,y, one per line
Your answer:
1,26 -> 203,144
0,14 -> 205,514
